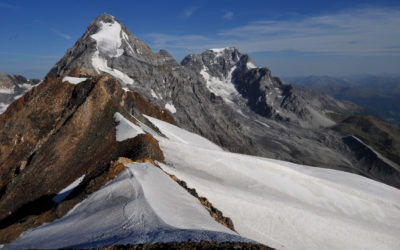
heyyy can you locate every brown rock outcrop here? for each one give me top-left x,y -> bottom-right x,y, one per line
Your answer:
0,74 -> 173,243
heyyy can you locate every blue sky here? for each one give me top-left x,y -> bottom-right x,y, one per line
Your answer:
0,0 -> 399,78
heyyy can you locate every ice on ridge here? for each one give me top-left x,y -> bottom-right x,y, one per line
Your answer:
62,76 -> 87,85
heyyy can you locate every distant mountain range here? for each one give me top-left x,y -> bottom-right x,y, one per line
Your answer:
284,75 -> 400,125
1,13 -> 399,250
0,73 -> 40,113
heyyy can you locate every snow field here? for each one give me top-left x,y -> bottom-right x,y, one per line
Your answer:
6,162 -> 245,249
146,115 -> 400,250
114,112 -> 144,141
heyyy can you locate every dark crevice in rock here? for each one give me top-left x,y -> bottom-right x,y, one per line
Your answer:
0,184 -> 7,201
98,241 -> 274,250
24,151 -> 36,169
0,194 -> 55,230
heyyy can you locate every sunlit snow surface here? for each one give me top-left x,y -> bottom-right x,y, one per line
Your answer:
114,112 -> 144,141
6,113 -> 400,249
6,163 -> 245,249
90,20 -> 134,84
0,87 -> 14,94
144,116 -> 400,250
62,76 -> 87,85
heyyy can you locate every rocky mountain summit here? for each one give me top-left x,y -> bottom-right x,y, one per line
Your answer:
1,13 -> 400,250
182,47 -> 357,128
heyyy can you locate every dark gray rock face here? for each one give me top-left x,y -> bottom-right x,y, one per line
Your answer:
182,47 -> 358,128
48,13 -> 400,188
0,72 -> 40,114
49,14 -> 255,154
342,136 -> 400,188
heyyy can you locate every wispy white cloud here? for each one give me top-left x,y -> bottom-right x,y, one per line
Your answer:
222,11 -> 233,20
218,8 -> 400,55
145,7 -> 400,56
183,7 -> 198,18
51,28 -> 72,40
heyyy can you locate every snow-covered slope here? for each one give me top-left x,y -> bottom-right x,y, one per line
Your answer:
4,100 -> 400,249
6,162 -> 246,249
144,115 -> 400,250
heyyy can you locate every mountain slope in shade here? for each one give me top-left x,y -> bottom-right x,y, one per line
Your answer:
334,115 -> 400,167
0,72 -> 40,114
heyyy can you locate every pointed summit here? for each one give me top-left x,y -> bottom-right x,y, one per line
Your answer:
93,13 -> 116,22
49,13 -> 156,85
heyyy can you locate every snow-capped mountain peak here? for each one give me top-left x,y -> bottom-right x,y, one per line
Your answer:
208,46 -> 239,59
90,16 -> 135,84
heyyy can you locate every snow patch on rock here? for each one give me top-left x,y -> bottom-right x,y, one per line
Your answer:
255,120 -> 270,128
114,112 -> 144,141
246,62 -> 257,69
91,21 -> 123,57
53,175 -> 85,203
200,65 -> 239,104
121,31 -> 135,55
13,94 -> 23,100
150,89 -> 161,99
0,102 -> 8,114
92,51 -> 134,84
91,20 -> 134,85
62,76 -> 87,85
165,103 -> 176,113
0,87 -> 14,94
209,48 -> 226,57
18,83 -> 35,90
